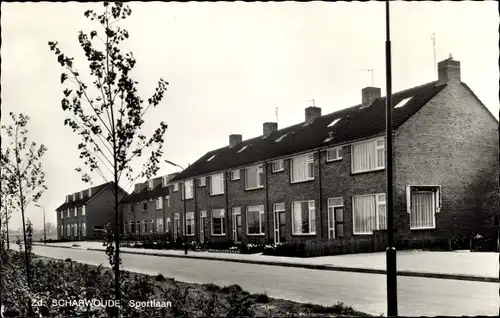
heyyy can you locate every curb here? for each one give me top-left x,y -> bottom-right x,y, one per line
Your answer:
34,244 -> 499,284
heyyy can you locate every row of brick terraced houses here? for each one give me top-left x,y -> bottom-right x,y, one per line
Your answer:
56,56 -> 499,244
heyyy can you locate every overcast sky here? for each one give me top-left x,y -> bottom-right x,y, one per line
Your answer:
1,1 -> 498,229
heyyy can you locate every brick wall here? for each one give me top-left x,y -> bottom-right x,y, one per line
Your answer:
394,81 -> 499,238
87,185 -> 127,239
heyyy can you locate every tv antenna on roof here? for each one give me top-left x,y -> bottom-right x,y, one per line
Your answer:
310,99 -> 316,107
356,69 -> 374,86
431,33 -> 436,74
275,106 -> 279,124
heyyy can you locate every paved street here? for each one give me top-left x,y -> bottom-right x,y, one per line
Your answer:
33,245 -> 497,317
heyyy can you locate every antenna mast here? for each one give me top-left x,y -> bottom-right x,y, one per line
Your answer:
275,106 -> 279,124
431,33 -> 436,74
357,69 -> 374,86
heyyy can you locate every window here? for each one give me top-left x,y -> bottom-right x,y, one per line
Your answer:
143,220 -> 148,233
124,222 -> 128,234
211,209 -> 225,235
210,173 -> 224,195
198,177 -> 206,187
82,223 -> 86,236
166,218 -> 171,233
245,165 -> 264,190
148,180 -> 153,190
184,180 -> 194,199
407,186 -> 440,230
65,195 -> 69,203
82,205 -> 86,216
351,138 -> 385,173
162,176 -> 168,187
230,169 -> 240,181
275,134 -> 288,142
246,205 -> 265,235
207,155 -> 216,162
272,160 -> 284,172
352,193 -> 386,234
394,97 -> 412,109
74,207 -> 77,217
67,209 -> 70,218
165,195 -> 170,207
237,145 -> 249,153
73,224 -> 78,236
290,154 -> 314,183
88,188 -> 92,197
173,183 -> 179,192
326,147 -> 343,162
142,202 -> 148,211
136,221 -> 141,233
292,201 -> 316,235
327,197 -> 344,238
66,224 -> 70,236
186,212 -> 195,235
73,193 -> 76,201
328,118 -> 341,127
150,219 -> 155,232
155,197 -> 163,210
157,218 -> 164,232
60,211 -> 63,219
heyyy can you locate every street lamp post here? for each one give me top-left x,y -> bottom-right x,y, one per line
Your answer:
165,160 -> 188,255
385,1 -> 398,316
34,204 -> 46,244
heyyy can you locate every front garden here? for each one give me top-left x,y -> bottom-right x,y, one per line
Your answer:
0,250 -> 371,317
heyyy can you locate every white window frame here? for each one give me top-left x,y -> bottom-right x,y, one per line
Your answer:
327,197 -> 344,239
148,180 -> 154,190
173,183 -> 179,192
352,193 -> 386,235
211,208 -> 225,236
198,177 -> 206,187
230,169 -> 240,181
156,218 -> 164,232
290,153 -> 315,183
245,164 -> 264,190
210,173 -> 225,196
73,224 -> 78,237
155,197 -> 163,210
165,195 -> 170,207
82,223 -> 86,236
82,205 -> 86,216
246,205 -> 265,235
271,160 -> 284,173
166,218 -> 171,233
326,147 -> 343,162
60,211 -> 63,219
73,193 -> 76,201
231,207 -> 241,242
88,188 -> 92,197
184,179 -> 194,199
74,207 -> 77,217
66,209 -> 70,218
291,200 -> 316,235
407,185 -> 441,230
162,176 -> 168,187
186,212 -> 195,236
351,137 -> 385,174
142,201 -> 148,211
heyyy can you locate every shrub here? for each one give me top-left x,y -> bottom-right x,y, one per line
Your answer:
471,235 -> 497,252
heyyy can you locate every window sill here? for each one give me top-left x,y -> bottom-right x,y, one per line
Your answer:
186,234 -> 195,236
410,226 -> 436,230
211,234 -> 226,236
292,233 -> 316,236
272,169 -> 284,173
351,167 -> 385,175
326,158 -> 343,163
231,178 -> 241,181
247,233 -> 265,236
209,193 -> 225,197
245,186 -> 264,191
353,232 -> 374,235
290,178 -> 315,184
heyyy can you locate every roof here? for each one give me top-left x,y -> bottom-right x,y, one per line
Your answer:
121,178 -> 170,204
171,81 -> 447,182
56,181 -> 115,211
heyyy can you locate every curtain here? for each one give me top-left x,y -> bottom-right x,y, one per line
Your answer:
378,204 -> 387,230
411,191 -> 435,228
353,195 -> 376,233
246,166 -> 258,188
292,201 -> 313,234
292,156 -> 307,182
246,208 -> 260,234
353,141 -> 376,172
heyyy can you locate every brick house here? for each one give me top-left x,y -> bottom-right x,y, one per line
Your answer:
121,173 -> 178,239
55,182 -> 128,240
169,56 -> 499,245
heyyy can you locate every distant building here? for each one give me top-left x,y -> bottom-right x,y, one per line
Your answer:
167,56 -> 499,245
55,182 -> 128,240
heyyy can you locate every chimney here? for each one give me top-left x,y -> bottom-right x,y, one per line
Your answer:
229,134 -> 242,148
361,87 -> 381,108
134,184 -> 142,193
305,107 -> 321,123
437,54 -> 460,84
263,122 -> 278,137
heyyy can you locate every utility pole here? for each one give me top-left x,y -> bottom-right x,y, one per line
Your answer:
35,204 -> 46,244
165,160 -> 187,255
385,1 -> 398,316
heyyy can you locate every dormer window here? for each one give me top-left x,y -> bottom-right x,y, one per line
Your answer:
162,176 -> 168,187
394,97 -> 412,109
173,183 -> 179,192
275,134 -> 288,143
72,193 -> 76,201
328,118 -> 341,127
148,180 -> 154,190
65,195 -> 69,203
237,145 -> 249,153
88,188 -> 92,197
207,155 -> 216,162
323,132 -> 335,144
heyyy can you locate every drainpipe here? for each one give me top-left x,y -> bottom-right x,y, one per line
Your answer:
225,171 -> 229,243
264,161 -> 270,244
183,181 -> 188,255
193,179 -> 197,242
317,150 -> 323,240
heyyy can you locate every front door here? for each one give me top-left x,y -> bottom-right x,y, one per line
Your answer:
173,214 -> 180,241
200,215 -> 206,243
273,203 -> 286,244
232,208 -> 242,243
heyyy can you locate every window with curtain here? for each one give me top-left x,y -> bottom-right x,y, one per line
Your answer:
211,209 -> 225,235
184,179 -> 194,199
210,173 -> 224,195
246,205 -> 265,235
186,212 -> 195,235
352,138 -> 385,173
352,193 -> 386,234
291,200 -> 316,234
410,190 -> 436,229
290,154 -> 314,183
245,165 -> 264,189
157,218 -> 164,232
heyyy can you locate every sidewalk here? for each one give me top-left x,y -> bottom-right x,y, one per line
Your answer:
34,241 -> 499,283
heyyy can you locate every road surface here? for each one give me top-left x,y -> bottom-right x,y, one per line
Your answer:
32,245 -> 497,316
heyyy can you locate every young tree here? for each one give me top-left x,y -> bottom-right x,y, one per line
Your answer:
0,112 -> 48,314
48,1 -> 169,306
